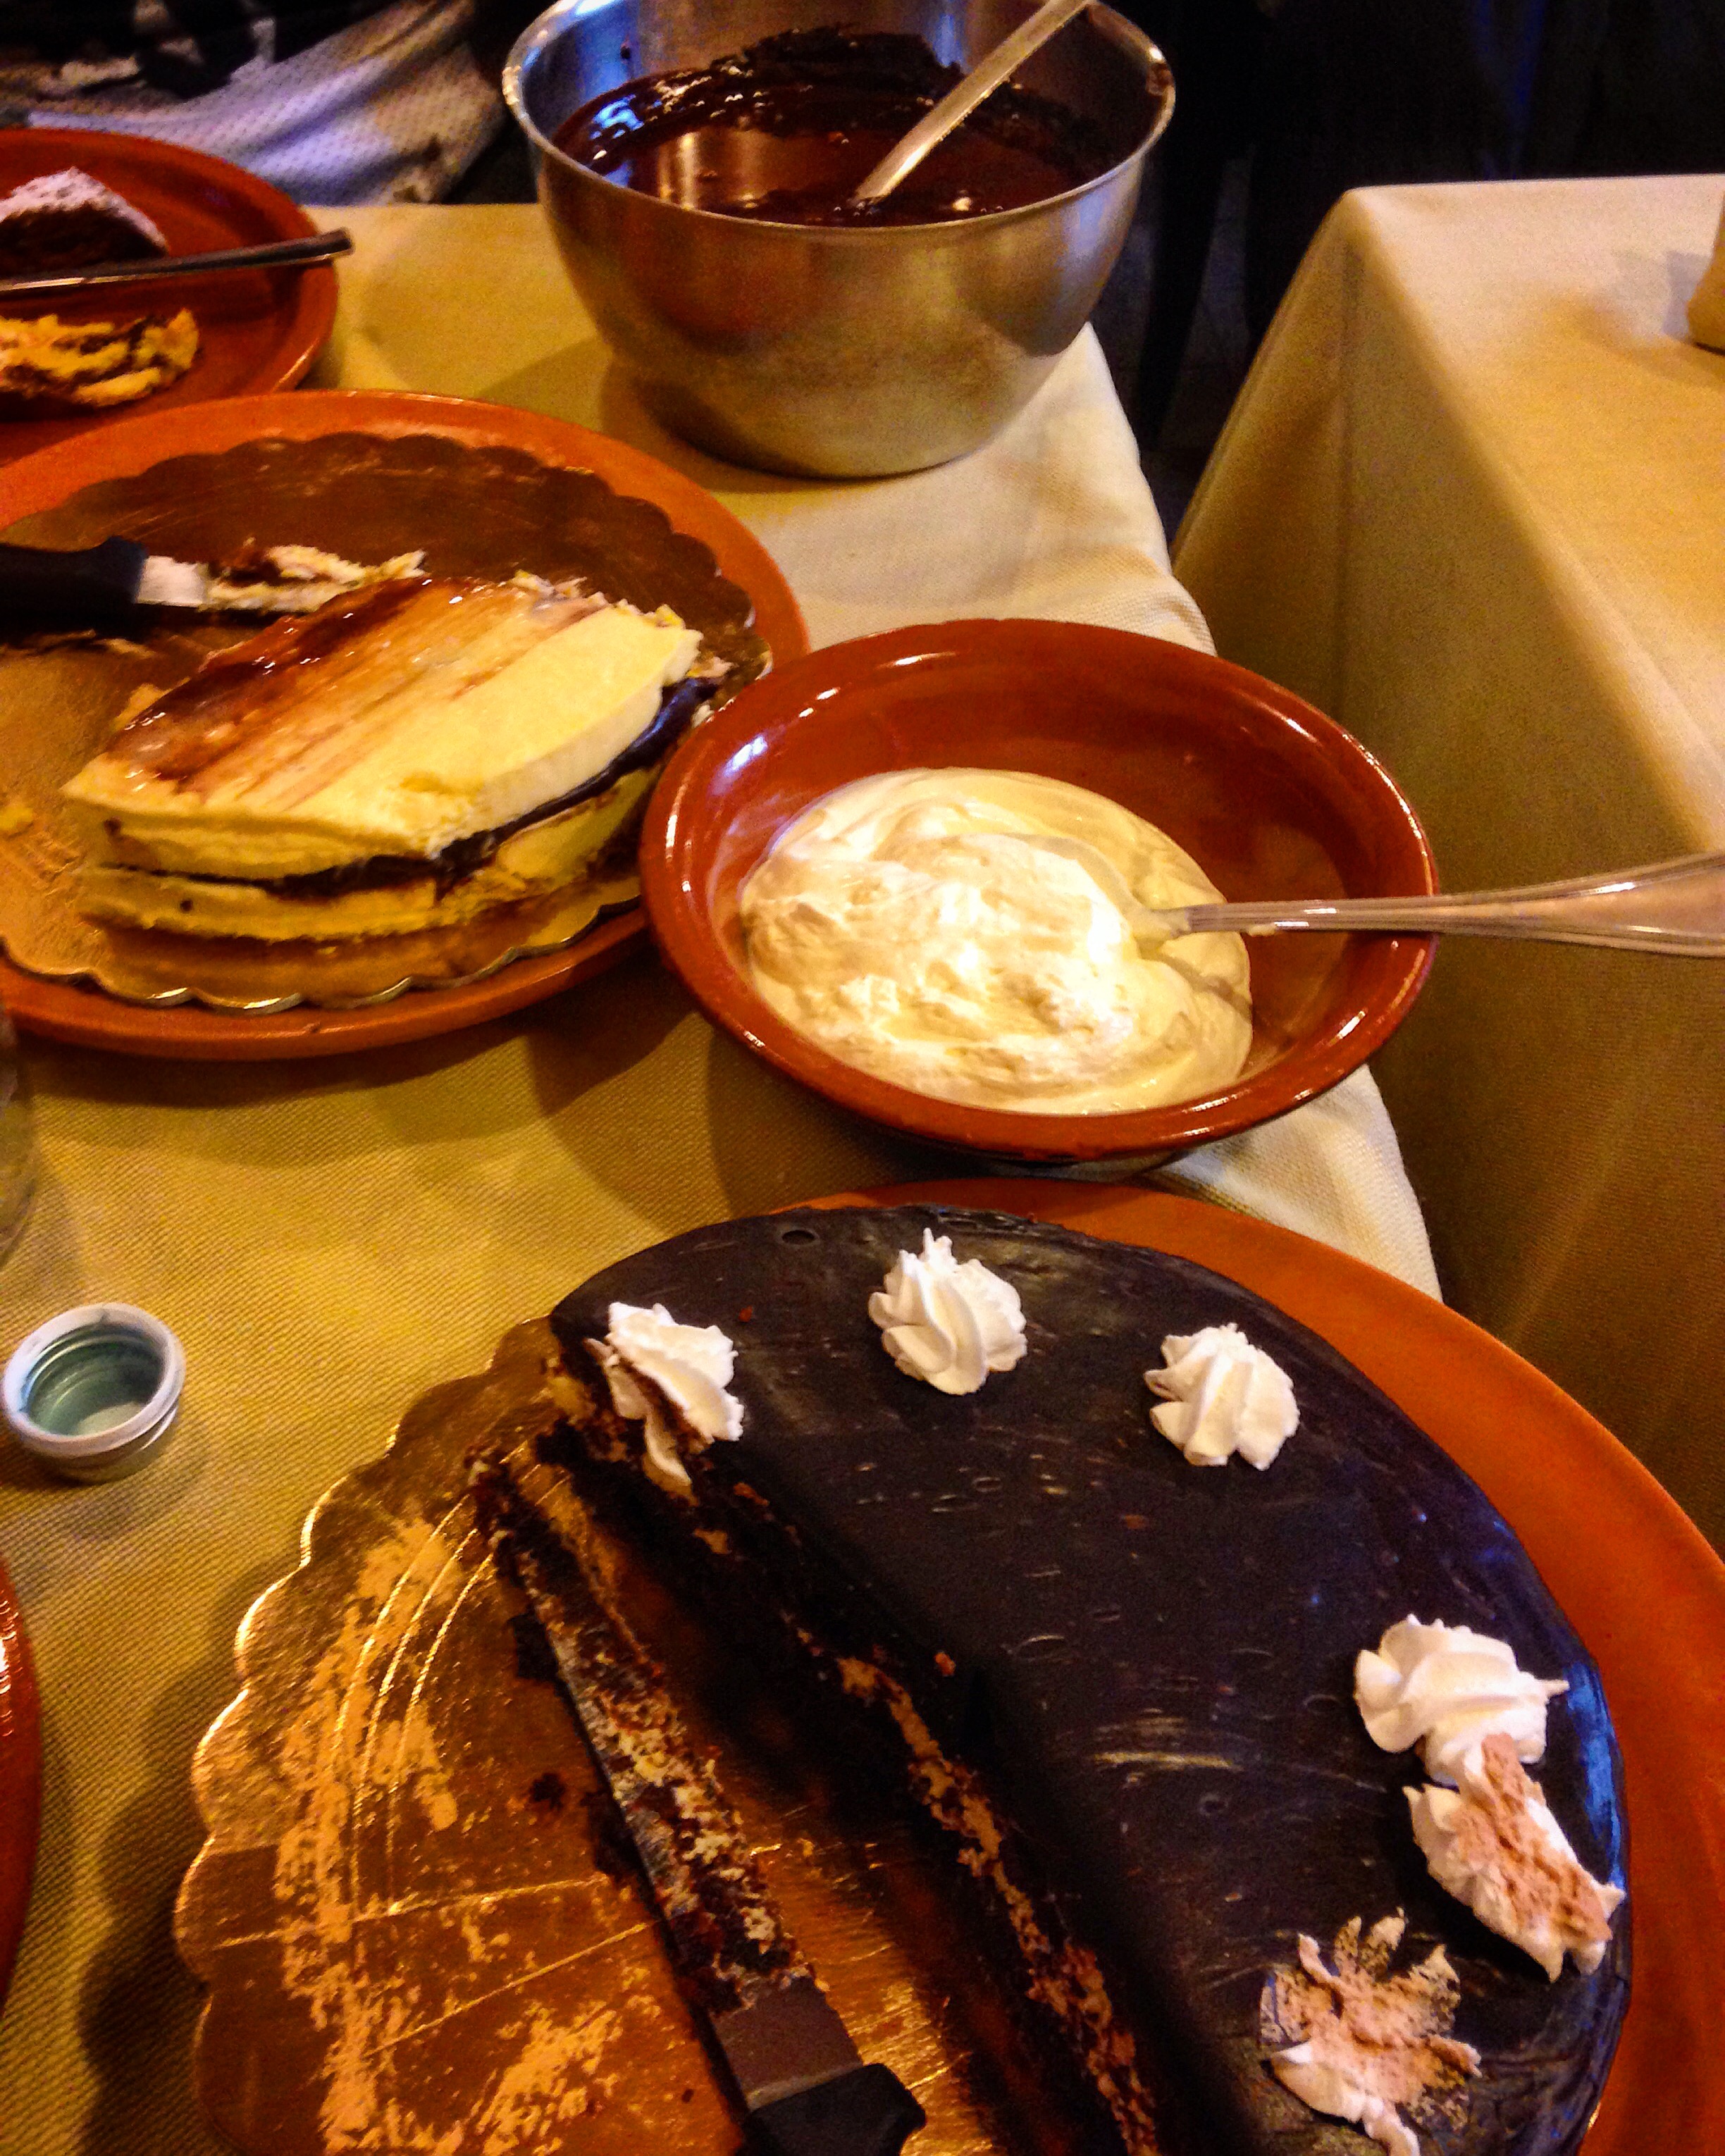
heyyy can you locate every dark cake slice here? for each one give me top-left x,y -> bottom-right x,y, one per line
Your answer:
529,1203 -> 1629,2156
0,168 -> 168,276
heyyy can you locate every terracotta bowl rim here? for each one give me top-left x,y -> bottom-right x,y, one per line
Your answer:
640,619 -> 1437,1161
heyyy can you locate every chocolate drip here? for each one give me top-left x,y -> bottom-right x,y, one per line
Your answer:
115,578 -> 435,781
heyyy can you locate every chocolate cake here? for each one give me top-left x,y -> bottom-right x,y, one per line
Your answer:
0,168 -> 168,277
525,1205 -> 1629,2156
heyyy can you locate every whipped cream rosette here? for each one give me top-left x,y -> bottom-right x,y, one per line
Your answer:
1406,1736 -> 1625,1981
1144,1322 -> 1298,1468
1264,1914 -> 1480,2156
867,1228 -> 1027,1396
586,1301 -> 743,1497
1355,1616 -> 1569,1785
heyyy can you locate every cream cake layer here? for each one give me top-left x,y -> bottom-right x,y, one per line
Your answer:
0,309 -> 199,411
76,767 -> 657,940
63,578 -> 701,879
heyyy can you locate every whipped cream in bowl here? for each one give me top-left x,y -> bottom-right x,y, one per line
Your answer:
738,769 -> 1253,1118
637,617 -> 1439,1162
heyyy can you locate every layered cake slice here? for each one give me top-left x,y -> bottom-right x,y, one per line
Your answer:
62,576 -> 712,938
0,307 -> 198,411
501,1204 -> 1629,2156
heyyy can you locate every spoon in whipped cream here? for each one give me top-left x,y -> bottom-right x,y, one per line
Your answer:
1137,849 -> 1725,958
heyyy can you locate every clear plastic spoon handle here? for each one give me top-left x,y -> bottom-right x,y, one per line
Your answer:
1165,852 -> 1725,956
848,0 -> 1097,206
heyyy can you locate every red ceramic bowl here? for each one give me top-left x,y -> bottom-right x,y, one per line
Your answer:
641,621 -> 1437,1160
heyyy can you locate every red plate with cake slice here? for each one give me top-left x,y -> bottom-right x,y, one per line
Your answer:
175,1182 -> 1723,2156
0,128 -> 338,464
0,390 -> 806,1058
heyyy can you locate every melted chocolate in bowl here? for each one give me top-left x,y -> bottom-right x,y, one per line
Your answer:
555,27 -> 1111,226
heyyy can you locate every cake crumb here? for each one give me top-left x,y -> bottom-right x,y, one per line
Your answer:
0,795 -> 32,837
1263,1912 -> 1480,2156
1409,1732 -> 1622,1978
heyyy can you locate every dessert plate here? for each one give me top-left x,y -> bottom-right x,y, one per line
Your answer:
0,1554 -> 41,2012
0,390 -> 807,1058
0,129 -> 337,465
175,1182 -> 1724,2156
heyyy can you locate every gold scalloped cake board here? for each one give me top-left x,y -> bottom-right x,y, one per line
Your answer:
0,436 -> 766,1012
175,1320 -> 1087,2156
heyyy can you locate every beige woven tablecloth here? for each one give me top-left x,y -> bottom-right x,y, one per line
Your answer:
0,204 -> 1435,2155
1176,175 -> 1725,1548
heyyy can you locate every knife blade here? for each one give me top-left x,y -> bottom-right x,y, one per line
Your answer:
476,1461 -> 927,2156
0,538 -> 425,621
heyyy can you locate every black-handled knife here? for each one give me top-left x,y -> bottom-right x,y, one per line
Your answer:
475,1461 -> 927,2156
0,538 -> 423,621
0,535 -> 166,619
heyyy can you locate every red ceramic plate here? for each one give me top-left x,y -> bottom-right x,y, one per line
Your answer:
0,128 -> 337,464
812,1179 -> 1724,2156
0,390 -> 808,1060
0,1554 -> 41,2010
642,621 -> 1436,1160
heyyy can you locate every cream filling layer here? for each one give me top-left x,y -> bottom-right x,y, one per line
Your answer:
738,769 -> 1252,1115
75,770 -> 654,941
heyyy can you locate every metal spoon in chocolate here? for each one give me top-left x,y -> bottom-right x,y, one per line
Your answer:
847,0 -> 1102,209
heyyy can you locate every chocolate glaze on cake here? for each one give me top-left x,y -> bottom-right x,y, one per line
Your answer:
546,1204 -> 1628,2156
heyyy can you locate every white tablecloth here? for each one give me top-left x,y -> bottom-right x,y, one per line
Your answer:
1176,175 -> 1725,1542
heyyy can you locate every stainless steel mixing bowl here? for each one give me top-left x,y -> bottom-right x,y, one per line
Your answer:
505,0 -> 1173,477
